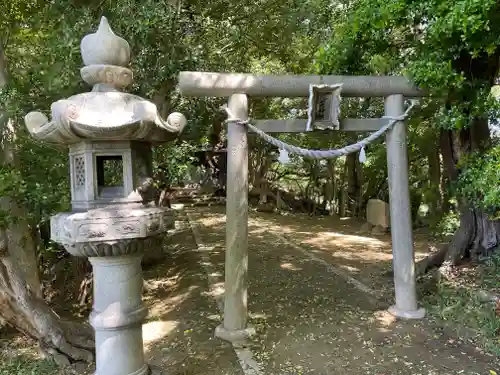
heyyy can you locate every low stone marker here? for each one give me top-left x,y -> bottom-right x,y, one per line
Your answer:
364,199 -> 390,234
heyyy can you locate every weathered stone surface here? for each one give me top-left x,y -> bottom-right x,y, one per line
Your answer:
80,16 -> 130,68
51,204 -> 174,246
371,225 -> 387,235
89,255 -> 150,375
24,92 -> 187,144
366,199 -> 390,229
62,234 -> 166,258
24,16 -> 186,146
80,64 -> 133,89
359,222 -> 373,234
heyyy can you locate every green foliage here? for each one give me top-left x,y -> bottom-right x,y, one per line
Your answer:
457,145 -> 500,219
0,141 -> 69,227
316,0 -> 500,117
422,252 -> 500,356
0,355 -> 59,375
315,0 -> 500,227
0,0 -> 333,227
154,141 -> 198,185
434,210 -> 460,237
0,0 -> 496,225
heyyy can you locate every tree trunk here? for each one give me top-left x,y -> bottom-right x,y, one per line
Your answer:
248,145 -> 273,206
339,158 -> 348,217
0,42 -> 94,366
355,154 -> 364,218
427,137 -> 442,217
346,152 -> 362,217
0,218 -> 94,366
307,163 -> 322,215
418,121 -> 498,274
440,172 -> 451,214
325,160 -> 336,215
443,118 -> 498,254
417,46 -> 500,273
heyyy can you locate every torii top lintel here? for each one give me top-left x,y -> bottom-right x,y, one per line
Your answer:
178,71 -> 426,98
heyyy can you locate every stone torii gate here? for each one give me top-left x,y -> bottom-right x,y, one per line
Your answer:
179,71 -> 427,342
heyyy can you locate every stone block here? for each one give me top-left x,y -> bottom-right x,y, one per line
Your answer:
371,225 -> 387,235
359,222 -> 373,234
366,199 -> 390,229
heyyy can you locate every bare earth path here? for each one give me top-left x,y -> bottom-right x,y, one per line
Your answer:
248,210 -> 445,297
142,225 -> 243,374
1,207 -> 498,374
187,207 -> 499,375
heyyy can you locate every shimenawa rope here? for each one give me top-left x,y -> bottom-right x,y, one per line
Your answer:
221,100 -> 416,163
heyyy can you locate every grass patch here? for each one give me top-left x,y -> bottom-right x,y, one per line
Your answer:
422,252 -> 500,356
481,253 -> 500,295
0,335 -> 86,375
0,356 -> 59,375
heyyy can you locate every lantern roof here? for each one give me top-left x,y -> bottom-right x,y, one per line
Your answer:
24,17 -> 186,145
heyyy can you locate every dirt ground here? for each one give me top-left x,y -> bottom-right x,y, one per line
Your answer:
248,210 -> 444,297
0,225 -> 243,375
1,207 -> 499,374
188,206 -> 500,374
141,226 -> 243,374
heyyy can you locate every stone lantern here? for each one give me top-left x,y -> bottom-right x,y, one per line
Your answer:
24,17 -> 186,375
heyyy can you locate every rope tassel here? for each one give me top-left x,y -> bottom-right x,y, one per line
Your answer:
359,146 -> 366,163
278,148 -> 290,164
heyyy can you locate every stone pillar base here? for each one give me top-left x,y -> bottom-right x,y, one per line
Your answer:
388,305 -> 426,320
215,324 -> 256,343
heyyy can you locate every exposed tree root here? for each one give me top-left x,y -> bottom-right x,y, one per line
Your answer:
415,208 -> 498,277
37,320 -> 94,367
415,245 -> 449,275
0,240 -> 94,367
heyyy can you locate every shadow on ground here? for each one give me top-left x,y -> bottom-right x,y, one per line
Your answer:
1,222 -> 243,375
1,206 -> 497,374
141,226 -> 243,374
206,206 -> 443,296
190,207 -> 499,374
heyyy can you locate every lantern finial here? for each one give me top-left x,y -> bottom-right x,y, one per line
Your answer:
80,16 -> 131,67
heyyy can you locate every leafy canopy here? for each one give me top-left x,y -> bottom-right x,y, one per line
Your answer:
315,0 -> 500,213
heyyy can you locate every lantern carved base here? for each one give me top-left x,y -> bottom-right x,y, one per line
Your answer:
50,204 -> 174,375
50,204 -> 174,257
59,235 -> 164,258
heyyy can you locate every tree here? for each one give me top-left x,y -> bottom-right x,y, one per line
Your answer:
0,0 -> 341,365
0,1 -> 95,365
316,0 -> 500,270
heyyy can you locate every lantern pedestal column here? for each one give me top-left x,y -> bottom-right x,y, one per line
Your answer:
52,207 -> 172,375
89,255 -> 149,375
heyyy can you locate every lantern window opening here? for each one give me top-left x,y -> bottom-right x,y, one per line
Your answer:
96,155 -> 125,198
